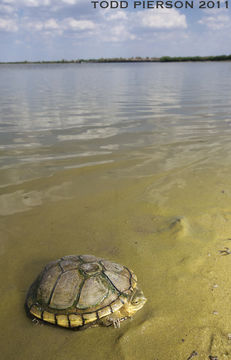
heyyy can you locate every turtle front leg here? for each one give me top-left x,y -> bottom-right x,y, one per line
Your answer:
111,317 -> 130,327
100,311 -> 128,328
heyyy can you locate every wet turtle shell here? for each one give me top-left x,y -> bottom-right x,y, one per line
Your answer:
26,254 -> 138,328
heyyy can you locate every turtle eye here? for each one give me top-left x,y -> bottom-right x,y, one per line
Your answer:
132,298 -> 140,304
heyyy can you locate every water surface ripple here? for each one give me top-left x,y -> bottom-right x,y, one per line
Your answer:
1,62 -> 231,186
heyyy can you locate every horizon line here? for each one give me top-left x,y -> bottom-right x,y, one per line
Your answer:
1,54 -> 231,64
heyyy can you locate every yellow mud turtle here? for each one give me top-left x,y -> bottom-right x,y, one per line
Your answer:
26,254 -> 146,329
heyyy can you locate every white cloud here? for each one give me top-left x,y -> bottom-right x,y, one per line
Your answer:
102,8 -> 187,31
98,8 -> 187,42
61,0 -> 78,4
28,21 -> 43,31
136,9 -> 187,29
24,18 -> 59,31
103,10 -> 128,21
1,0 -> 79,6
105,24 -> 136,42
44,18 -> 59,30
21,0 -> 51,6
198,13 -> 231,30
0,1 -> 187,41
24,16 -> 96,35
62,17 -> 96,31
0,17 -> 17,31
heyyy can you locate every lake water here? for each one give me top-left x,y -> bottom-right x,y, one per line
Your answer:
1,62 -> 231,359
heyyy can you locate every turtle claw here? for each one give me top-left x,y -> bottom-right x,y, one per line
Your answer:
32,317 -> 41,326
112,319 -> 121,328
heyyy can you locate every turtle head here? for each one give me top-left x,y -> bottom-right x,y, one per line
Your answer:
125,288 -> 147,317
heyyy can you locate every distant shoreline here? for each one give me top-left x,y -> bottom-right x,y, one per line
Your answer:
1,55 -> 231,64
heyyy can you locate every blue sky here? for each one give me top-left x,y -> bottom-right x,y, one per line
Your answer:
0,0 -> 230,61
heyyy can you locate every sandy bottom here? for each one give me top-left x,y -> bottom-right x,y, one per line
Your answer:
1,148 -> 231,360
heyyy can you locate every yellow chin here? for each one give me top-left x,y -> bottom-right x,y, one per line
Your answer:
124,297 -> 147,317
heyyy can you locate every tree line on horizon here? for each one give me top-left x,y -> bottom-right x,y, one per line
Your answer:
1,54 -> 231,64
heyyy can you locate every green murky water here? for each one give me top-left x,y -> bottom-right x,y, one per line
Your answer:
1,63 -> 231,359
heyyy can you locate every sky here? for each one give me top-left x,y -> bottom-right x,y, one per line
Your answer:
0,0 -> 230,61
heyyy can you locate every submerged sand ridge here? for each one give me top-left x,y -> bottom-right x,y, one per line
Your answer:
1,155 -> 231,359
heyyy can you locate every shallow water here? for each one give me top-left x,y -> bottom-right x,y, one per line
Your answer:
1,62 -> 231,359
